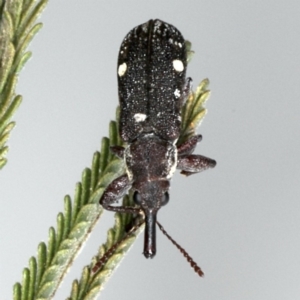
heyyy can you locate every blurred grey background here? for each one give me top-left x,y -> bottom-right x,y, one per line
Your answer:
1,1 -> 300,299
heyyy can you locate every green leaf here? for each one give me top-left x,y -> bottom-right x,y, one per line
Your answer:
15,50 -> 32,73
178,78 -> 211,146
21,268 -> 30,300
0,1 -> 48,170
46,227 -> 56,267
13,283 -> 22,300
28,257 -> 37,300
69,280 -> 79,300
15,0 -> 47,44
185,40 -> 195,63
63,196 -> 72,240
78,267 -> 90,299
36,242 -> 47,288
99,137 -> 110,173
0,38 -> 15,94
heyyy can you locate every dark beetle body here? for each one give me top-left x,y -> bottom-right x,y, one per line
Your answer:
118,19 -> 186,142
100,19 -> 216,258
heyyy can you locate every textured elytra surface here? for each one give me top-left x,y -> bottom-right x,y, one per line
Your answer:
118,19 -> 187,142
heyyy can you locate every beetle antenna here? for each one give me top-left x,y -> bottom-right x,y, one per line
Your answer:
91,219 -> 144,274
156,221 -> 204,277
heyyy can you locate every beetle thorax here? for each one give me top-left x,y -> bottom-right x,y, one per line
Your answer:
124,135 -> 177,182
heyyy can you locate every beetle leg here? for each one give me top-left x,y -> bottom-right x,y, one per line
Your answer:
177,154 -> 216,176
182,77 -> 193,102
100,174 -> 139,214
110,145 -> 125,158
177,134 -> 202,156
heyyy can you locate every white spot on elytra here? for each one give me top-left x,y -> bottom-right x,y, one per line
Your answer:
173,59 -> 184,72
118,62 -> 127,77
174,89 -> 181,98
134,113 -> 147,122
178,42 -> 182,48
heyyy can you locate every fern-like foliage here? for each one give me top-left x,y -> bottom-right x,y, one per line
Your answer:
13,111 -> 126,299
12,32 -> 211,299
0,0 -> 48,169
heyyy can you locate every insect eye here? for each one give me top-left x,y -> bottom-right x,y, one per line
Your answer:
161,192 -> 169,206
133,191 -> 142,205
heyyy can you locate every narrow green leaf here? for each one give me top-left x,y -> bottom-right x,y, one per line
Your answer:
1,120 -> 15,135
109,121 -> 118,147
99,137 -> 110,173
19,1 -> 39,31
5,0 -> 23,29
36,242 -> 47,288
189,110 -> 207,131
114,107 -> 122,145
185,40 -> 194,63
0,1 -> 5,19
105,229 -> 115,250
78,267 -> 90,300
102,159 -> 124,178
15,0 -> 48,43
15,50 -> 32,73
13,282 -> 22,300
85,271 -> 111,299
21,268 -> 30,300
63,196 -> 72,239
46,227 -> 56,268
192,90 -> 210,115
0,39 -> 15,94
89,187 -> 105,205
97,172 -> 117,190
13,21 -> 42,73
69,280 -> 79,300
36,279 -> 57,299
182,92 -> 194,127
0,95 -> 22,132
1,10 -> 14,40
0,144 -> 8,156
194,78 -> 210,101
81,168 -> 92,207
0,157 -> 7,169
179,93 -> 195,142
113,214 -> 123,242
71,183 -> 82,227
56,213 -> 64,250
16,22 -> 42,52
28,257 -> 37,300
90,151 -> 100,191
0,73 -> 17,110
74,203 -> 102,225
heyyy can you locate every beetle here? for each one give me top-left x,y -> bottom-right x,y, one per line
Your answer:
100,19 -> 216,260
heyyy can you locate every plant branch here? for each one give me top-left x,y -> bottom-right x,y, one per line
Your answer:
0,0 -> 48,169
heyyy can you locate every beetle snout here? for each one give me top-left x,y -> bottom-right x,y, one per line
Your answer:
144,248 -> 155,259
143,210 -> 157,258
